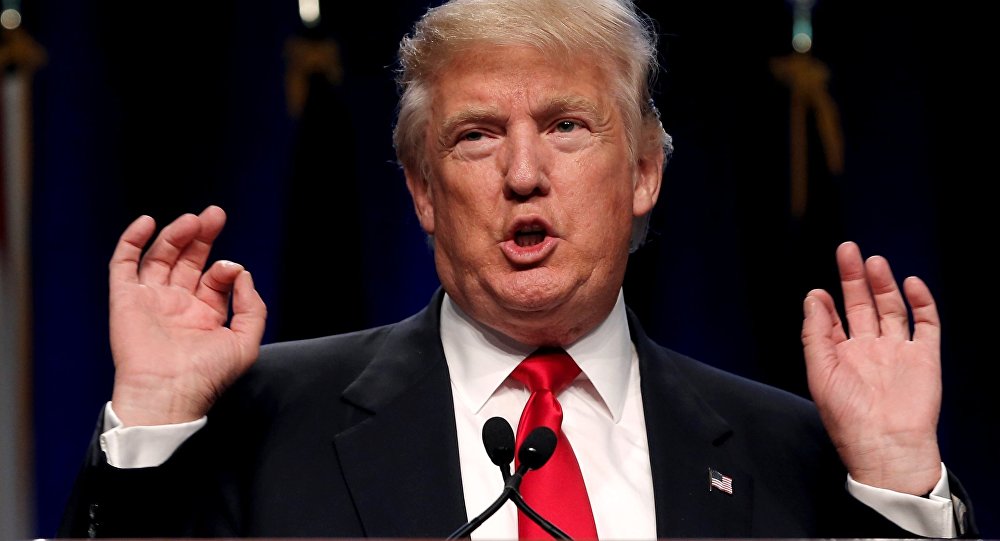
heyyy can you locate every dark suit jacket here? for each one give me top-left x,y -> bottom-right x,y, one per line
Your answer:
60,289 -> 977,538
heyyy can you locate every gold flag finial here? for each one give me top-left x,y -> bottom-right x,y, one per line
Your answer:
284,36 -> 343,118
770,1 -> 843,218
0,26 -> 49,74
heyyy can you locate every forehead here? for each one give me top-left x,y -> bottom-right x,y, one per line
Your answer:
427,45 -> 615,117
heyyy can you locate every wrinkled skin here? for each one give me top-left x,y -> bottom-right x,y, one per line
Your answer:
405,46 -> 663,347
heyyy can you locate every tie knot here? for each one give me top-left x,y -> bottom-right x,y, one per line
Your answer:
511,348 -> 580,394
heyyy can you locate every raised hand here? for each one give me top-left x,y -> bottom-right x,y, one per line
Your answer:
801,241 -> 942,495
108,205 -> 267,427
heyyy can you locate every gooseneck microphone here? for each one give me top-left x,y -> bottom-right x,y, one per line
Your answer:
447,420 -> 551,539
506,428 -> 570,540
482,416 -> 516,482
446,417 -> 571,540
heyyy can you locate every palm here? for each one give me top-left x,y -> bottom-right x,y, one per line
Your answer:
113,283 -> 244,397
811,334 -> 940,450
108,207 -> 266,426
802,242 -> 942,494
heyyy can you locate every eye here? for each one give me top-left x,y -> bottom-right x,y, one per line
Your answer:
553,120 -> 580,133
461,131 -> 485,142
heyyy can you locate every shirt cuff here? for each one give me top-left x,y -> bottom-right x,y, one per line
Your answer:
100,401 -> 207,469
846,462 -> 955,538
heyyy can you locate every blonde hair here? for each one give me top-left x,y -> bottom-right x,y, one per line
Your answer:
393,0 -> 673,250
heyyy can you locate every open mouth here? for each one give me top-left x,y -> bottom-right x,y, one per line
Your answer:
501,217 -> 558,264
514,224 -> 547,247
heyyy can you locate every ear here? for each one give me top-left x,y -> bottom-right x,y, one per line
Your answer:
632,145 -> 663,217
405,167 -> 436,234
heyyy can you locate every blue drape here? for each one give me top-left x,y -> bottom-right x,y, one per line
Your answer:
27,0 -> 995,536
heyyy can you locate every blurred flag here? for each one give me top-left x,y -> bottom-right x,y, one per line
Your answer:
770,51 -> 844,219
1,20 -> 46,540
275,19 -> 370,341
770,0 -> 844,218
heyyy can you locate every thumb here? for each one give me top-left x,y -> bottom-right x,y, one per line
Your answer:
230,270 -> 267,357
801,292 -> 839,380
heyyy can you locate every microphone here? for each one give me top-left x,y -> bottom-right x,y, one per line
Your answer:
505,424 -> 556,491
446,418 -> 571,540
482,416 -> 515,482
506,428 -> 570,540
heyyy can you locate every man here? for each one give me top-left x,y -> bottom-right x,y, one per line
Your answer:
60,0 -> 975,538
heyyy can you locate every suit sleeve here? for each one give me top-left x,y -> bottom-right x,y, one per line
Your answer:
947,468 -> 980,538
58,407 -> 249,538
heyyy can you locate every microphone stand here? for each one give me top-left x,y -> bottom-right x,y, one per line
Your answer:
447,424 -> 572,540
446,461 -> 571,540
503,463 -> 571,540
445,474 -> 516,539
508,491 -> 571,540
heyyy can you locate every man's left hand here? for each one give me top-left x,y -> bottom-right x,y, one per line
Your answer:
801,241 -> 942,495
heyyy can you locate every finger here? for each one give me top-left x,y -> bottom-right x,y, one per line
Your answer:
230,270 -> 267,357
194,260 -> 245,320
864,255 -> 909,339
806,288 -> 847,343
903,276 -> 941,347
137,213 -> 202,286
109,215 -> 156,287
801,293 -> 841,383
836,241 -> 879,338
169,205 -> 228,291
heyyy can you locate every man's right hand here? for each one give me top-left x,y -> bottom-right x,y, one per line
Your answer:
108,205 -> 267,427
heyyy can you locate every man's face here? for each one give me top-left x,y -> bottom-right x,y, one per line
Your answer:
406,45 -> 662,346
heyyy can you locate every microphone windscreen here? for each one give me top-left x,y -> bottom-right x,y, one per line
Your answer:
482,417 -> 516,467
518,426 -> 556,470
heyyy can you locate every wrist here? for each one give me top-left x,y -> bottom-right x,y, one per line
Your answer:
842,438 -> 942,495
112,375 -> 211,426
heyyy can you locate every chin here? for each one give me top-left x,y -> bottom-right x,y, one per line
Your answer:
491,271 -> 578,314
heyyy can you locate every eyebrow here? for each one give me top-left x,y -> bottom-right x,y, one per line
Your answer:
437,95 -> 609,139
533,95 -> 604,121
439,106 -> 505,138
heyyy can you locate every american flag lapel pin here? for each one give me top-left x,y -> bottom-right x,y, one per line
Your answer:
708,468 -> 734,495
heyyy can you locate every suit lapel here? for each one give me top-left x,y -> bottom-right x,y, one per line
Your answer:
629,310 -> 754,537
332,290 -> 469,537
329,295 -> 755,537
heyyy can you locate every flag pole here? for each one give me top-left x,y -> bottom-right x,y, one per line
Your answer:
0,7 -> 46,538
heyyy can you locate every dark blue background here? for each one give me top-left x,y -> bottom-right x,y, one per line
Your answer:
25,0 -> 995,536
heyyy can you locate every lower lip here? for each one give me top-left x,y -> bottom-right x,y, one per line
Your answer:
500,236 -> 558,265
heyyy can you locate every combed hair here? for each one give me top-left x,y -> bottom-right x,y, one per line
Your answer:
392,0 -> 673,251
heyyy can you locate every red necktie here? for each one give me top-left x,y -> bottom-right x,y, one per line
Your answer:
512,348 -> 598,540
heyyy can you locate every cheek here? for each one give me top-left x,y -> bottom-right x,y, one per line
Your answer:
562,179 -> 634,253
432,165 -> 503,232
573,162 -> 635,216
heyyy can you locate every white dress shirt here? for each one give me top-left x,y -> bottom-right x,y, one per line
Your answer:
440,291 -> 655,540
102,289 -> 958,538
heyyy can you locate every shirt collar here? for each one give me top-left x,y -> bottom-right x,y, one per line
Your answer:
440,290 -> 634,422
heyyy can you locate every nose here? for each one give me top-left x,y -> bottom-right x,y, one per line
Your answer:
502,127 -> 550,200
